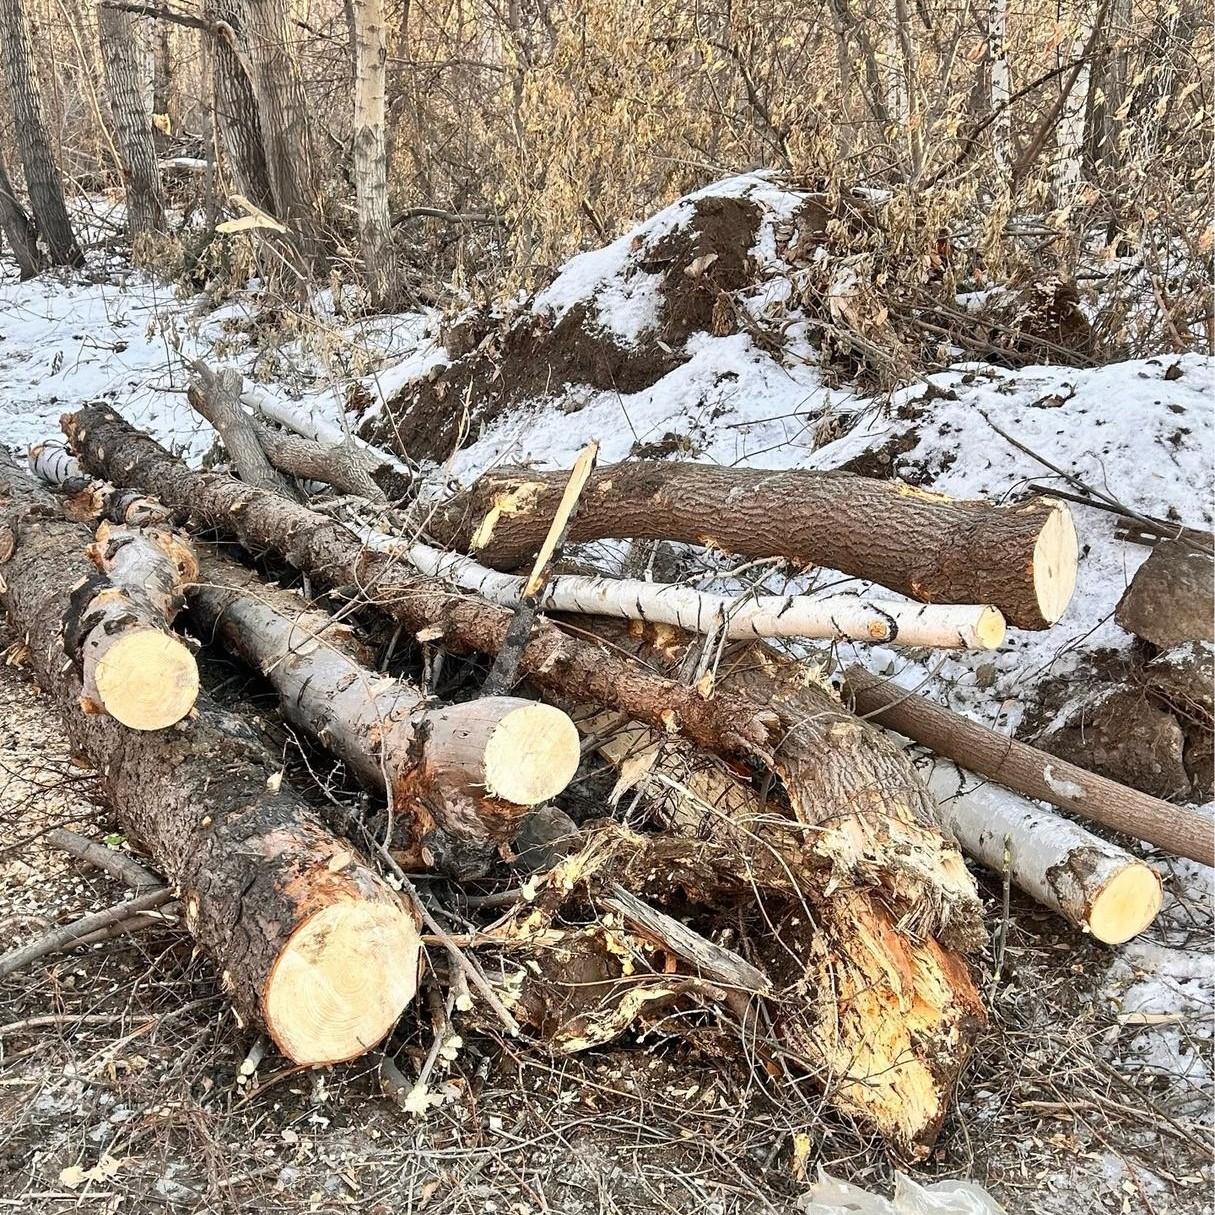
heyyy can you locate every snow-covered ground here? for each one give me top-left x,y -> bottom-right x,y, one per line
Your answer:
0,185 -> 1211,1210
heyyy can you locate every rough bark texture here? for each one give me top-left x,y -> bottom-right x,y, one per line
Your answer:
0,149 -> 42,278
189,553 -> 580,875
845,664 -> 1215,866
64,406 -> 777,764
98,5 -> 167,243
425,461 -> 1077,629
204,0 -> 274,210
0,463 -> 418,1064
0,0 -> 83,266
345,0 -> 398,307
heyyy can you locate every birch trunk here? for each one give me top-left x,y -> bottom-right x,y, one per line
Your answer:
1053,0 -> 1097,208
98,5 -> 167,244
988,0 -> 1012,177
0,462 -> 419,1066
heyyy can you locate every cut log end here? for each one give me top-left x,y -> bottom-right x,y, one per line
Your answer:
974,605 -> 1007,649
1033,505 -> 1079,625
264,900 -> 421,1066
92,630 -> 199,730
1087,863 -> 1164,945
482,702 -> 582,805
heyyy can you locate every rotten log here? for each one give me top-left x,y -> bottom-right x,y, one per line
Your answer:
63,406 -> 777,764
189,552 -> 581,873
922,760 -> 1162,944
0,462 -> 421,1065
368,532 -> 1007,649
61,520 -> 200,730
844,664 -> 1215,867
424,461 -> 1078,630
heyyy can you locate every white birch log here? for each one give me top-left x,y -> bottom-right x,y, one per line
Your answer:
365,532 -> 1007,650
921,759 -> 1162,944
28,439 -> 81,485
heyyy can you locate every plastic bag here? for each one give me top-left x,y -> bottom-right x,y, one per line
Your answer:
797,1168 -> 1008,1215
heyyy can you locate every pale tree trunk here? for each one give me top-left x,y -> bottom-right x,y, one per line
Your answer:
152,16 -> 172,146
0,0 -> 83,266
988,0 -> 1012,179
241,0 -> 324,272
98,6 -> 167,246
204,0 -> 274,211
891,0 -> 922,177
0,148 -> 41,278
1053,0 -> 1097,209
346,0 -> 399,308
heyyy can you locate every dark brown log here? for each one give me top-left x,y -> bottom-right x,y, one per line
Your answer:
426,461 -> 1078,630
189,552 -> 580,875
844,664 -> 1215,866
63,406 -> 777,764
0,462 -> 420,1064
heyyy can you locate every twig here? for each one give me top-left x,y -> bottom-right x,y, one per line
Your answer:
43,828 -> 163,892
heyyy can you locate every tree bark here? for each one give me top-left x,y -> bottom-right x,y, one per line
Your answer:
62,520 -> 200,730
98,5 -> 167,245
0,0 -> 83,266
0,462 -> 420,1065
189,553 -> 581,874
844,664 -> 1215,866
345,0 -> 399,308
376,533 -> 1006,649
987,0 -> 1012,178
424,461 -> 1078,630
922,759 -> 1162,944
0,148 -> 42,278
203,0 -> 274,211
63,406 -> 777,764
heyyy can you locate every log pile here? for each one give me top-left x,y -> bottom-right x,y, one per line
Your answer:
4,390 -> 1197,1162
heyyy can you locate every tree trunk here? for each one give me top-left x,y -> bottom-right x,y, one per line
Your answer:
844,664 -> 1215,866
0,0 -> 83,266
98,5 -> 167,245
922,759 -> 1162,944
0,462 -> 420,1065
62,520 -> 200,730
0,148 -> 41,278
188,553 -> 581,874
376,533 -> 1007,648
345,0 -> 399,308
151,16 -> 172,148
63,406 -> 777,764
424,461 -> 1078,630
240,0 -> 324,270
1053,0 -> 1097,208
988,0 -> 1012,178
204,0 -> 274,211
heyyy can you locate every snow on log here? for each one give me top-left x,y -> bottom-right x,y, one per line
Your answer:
921,760 -> 1163,944
572,711 -> 983,1153
0,461 -> 420,1065
372,533 -> 1006,649
425,461 -> 1077,630
845,664 -> 1215,867
63,521 -> 200,730
189,554 -> 580,868
63,405 -> 777,763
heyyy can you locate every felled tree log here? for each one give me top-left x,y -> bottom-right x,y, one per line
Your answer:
371,533 -> 1007,649
29,438 -> 173,526
189,553 -> 580,873
424,461 -> 1078,629
64,406 -> 776,764
845,664 -> 1215,866
0,462 -> 420,1065
923,760 -> 1162,944
61,520 -> 200,730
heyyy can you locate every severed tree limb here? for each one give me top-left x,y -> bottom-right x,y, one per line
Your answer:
188,552 -> 580,875
423,460 -> 1079,630
369,531 -> 1007,649
0,461 -> 421,1065
62,520 -> 201,730
920,760 -> 1162,944
63,406 -> 777,764
44,828 -> 163,892
844,664 -> 1215,866
28,439 -> 81,485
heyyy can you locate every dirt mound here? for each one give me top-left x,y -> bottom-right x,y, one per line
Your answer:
361,193 -> 765,462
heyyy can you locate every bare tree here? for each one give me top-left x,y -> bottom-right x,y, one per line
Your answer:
0,0 -> 82,266
988,0 -> 1012,179
346,0 -> 399,307
0,147 -> 41,278
98,5 -> 167,245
